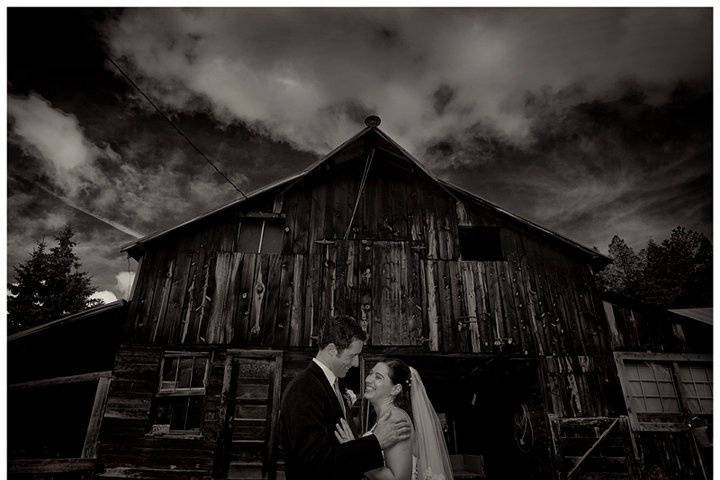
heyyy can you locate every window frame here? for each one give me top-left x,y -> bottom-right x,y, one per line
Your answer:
151,352 -> 210,436
236,216 -> 285,254
614,352 -> 712,432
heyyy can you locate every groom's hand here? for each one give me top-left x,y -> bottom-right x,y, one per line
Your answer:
373,410 -> 411,450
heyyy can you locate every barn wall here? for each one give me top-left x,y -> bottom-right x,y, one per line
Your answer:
100,347 -> 226,479
126,155 -> 609,361
116,142 -> 713,480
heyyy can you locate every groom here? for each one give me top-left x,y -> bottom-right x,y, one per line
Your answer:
278,314 -> 411,480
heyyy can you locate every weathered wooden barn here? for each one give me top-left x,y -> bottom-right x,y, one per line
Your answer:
8,119 -> 712,480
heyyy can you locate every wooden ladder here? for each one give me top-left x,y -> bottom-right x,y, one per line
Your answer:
548,415 -> 640,480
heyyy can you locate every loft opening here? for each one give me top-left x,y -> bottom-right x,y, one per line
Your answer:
236,216 -> 285,254
458,226 -> 505,261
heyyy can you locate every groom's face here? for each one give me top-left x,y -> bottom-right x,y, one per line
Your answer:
330,339 -> 365,378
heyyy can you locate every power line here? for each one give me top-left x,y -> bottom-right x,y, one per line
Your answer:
107,55 -> 248,199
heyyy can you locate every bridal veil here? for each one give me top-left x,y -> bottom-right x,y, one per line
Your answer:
409,367 -> 454,480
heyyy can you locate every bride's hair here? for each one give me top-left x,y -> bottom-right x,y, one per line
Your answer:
385,358 -> 413,421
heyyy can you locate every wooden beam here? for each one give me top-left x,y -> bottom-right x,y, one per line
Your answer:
266,351 -> 284,470
566,417 -> 619,480
225,349 -> 284,358
241,211 -> 287,220
81,376 -> 112,458
614,351 -> 712,363
9,458 -> 96,474
9,371 -> 111,390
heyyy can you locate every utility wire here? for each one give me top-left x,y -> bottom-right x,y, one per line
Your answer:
107,55 -> 248,199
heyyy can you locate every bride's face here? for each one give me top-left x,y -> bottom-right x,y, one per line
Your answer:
364,362 -> 401,402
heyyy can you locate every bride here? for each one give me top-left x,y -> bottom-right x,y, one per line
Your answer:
334,359 -> 453,480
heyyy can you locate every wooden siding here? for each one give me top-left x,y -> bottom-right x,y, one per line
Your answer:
127,154 -> 608,359
100,347 -> 225,479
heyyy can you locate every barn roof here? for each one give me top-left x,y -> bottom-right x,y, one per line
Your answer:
121,124 -> 610,266
668,308 -> 713,327
8,300 -> 127,342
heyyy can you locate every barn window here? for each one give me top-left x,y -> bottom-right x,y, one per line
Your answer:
237,219 -> 284,254
151,352 -> 209,435
614,352 -> 712,431
458,226 -> 504,261
625,362 -> 680,414
679,364 -> 713,414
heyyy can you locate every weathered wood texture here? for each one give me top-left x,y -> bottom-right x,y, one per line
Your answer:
100,347 -> 225,479
127,151 -> 609,360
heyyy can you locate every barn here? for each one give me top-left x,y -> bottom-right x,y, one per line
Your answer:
8,117 -> 712,480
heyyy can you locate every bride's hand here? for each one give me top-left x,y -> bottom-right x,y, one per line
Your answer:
334,418 -> 355,444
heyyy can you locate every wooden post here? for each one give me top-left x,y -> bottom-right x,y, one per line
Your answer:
81,376 -> 112,459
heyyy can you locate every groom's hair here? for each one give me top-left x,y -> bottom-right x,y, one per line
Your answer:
317,314 -> 367,352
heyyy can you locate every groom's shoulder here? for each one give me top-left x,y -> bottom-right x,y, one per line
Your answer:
284,363 -> 320,395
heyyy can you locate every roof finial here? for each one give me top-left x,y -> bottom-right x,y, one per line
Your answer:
364,115 -> 381,127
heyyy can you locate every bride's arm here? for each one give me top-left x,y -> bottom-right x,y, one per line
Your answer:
365,436 -> 413,480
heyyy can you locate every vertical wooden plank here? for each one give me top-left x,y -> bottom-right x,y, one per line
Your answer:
206,252 -> 242,343
235,253 -> 254,344
485,262 -> 504,347
443,214 -> 455,260
219,217 -> 238,252
603,301 -> 622,349
273,255 -> 295,346
290,187 -> 311,255
262,255 -> 285,345
272,191 -> 284,214
289,254 -> 305,346
407,247 -> 423,345
448,261 -> 466,352
128,251 -> 155,338
126,253 -> 145,303
426,214 -> 439,260
418,255 -> 429,349
195,261 -> 212,343
473,263 -> 492,352
81,376 -> 111,459
371,244 -> 385,344
267,352 -> 285,472
424,261 -> 440,351
358,241 -> 373,339
327,244 -> 338,318
499,261 -> 524,352
334,241 -> 350,317
516,253 -> 543,355
303,252 -> 320,346
249,255 -> 268,343
163,250 -> 193,343
151,258 -> 175,343
460,263 -> 481,352
312,183 -> 327,245
343,241 -> 358,320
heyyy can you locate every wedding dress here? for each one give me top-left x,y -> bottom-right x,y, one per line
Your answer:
365,367 -> 453,480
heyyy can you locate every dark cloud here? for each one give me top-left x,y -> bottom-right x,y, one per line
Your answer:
6,8 -> 712,299
432,84 -> 455,115
430,80 -> 712,251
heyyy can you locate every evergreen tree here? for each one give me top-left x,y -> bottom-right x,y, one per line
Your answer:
598,227 -> 712,308
7,224 -> 101,332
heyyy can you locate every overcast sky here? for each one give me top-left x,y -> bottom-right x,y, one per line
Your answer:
7,8 -> 712,303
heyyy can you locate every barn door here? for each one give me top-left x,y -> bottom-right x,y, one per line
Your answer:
224,350 -> 283,480
370,242 -> 424,346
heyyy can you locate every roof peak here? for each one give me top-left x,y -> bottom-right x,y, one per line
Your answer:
364,115 -> 381,127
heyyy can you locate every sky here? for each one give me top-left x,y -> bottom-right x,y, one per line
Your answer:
6,8 -> 712,303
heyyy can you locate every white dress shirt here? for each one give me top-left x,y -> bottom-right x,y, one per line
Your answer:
313,357 -> 337,389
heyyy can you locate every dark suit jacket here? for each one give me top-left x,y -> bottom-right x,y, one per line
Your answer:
278,361 -> 384,480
